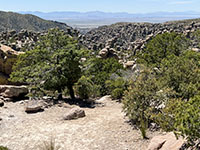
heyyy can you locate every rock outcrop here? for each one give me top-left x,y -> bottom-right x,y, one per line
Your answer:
147,132 -> 185,150
0,85 -> 28,99
0,44 -> 24,84
0,44 -> 23,74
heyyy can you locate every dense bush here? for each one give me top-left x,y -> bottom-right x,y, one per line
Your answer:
122,67 -> 162,139
158,54 -> 200,100
123,31 -> 200,143
85,57 -> 123,96
75,76 -> 100,99
137,32 -> 189,66
105,77 -> 128,99
152,96 -> 200,145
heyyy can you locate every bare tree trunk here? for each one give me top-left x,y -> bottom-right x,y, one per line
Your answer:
57,89 -> 63,100
67,84 -> 75,99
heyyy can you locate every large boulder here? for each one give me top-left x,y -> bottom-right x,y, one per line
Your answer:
0,85 -> 28,99
0,44 -> 24,84
63,107 -> 86,120
147,132 -> 185,150
0,44 -> 23,75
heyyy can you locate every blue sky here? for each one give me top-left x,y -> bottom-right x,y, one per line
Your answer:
0,0 -> 200,13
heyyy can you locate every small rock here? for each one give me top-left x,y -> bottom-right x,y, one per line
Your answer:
99,48 -> 109,58
124,61 -> 135,68
25,100 -> 44,113
25,105 -> 43,113
97,95 -> 112,102
3,97 -> 13,102
192,48 -> 200,52
63,107 -> 85,120
8,115 -> 14,118
19,101 -> 24,104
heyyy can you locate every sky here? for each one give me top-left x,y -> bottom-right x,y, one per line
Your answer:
0,0 -> 200,13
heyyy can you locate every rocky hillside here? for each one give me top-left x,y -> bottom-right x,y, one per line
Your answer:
0,28 -> 78,52
0,11 -> 77,33
79,18 -> 200,54
0,11 -> 79,52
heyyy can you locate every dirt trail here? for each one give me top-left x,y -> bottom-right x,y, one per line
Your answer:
0,98 -> 159,150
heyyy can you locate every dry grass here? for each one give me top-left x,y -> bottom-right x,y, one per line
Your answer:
39,138 -> 60,150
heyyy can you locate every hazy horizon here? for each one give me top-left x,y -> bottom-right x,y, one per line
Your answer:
1,0 -> 200,14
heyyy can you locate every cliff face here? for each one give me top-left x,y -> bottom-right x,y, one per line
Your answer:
79,19 -> 200,53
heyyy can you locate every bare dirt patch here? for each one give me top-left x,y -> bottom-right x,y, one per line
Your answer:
0,98 -> 160,150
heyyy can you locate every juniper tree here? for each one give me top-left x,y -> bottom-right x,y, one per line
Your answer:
10,28 -> 82,99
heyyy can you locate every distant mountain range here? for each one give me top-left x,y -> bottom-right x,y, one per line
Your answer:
0,11 -> 74,32
19,11 -> 200,28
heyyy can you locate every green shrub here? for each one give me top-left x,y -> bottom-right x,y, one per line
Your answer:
75,76 -> 98,99
158,54 -> 200,100
105,77 -> 128,99
0,146 -> 9,150
122,68 -> 161,139
152,96 -> 200,146
85,57 -> 123,96
137,32 -> 189,67
111,88 -> 124,99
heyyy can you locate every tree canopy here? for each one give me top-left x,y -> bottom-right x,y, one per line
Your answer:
137,32 -> 189,67
10,28 -> 82,99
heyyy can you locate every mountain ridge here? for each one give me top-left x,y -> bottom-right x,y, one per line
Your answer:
0,11 -> 76,33
19,11 -> 200,22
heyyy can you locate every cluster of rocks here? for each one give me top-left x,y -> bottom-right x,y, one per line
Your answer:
0,29 -> 41,51
80,19 -> 200,58
0,28 -> 79,52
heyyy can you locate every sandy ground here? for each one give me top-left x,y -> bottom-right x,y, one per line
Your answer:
0,98 -> 160,150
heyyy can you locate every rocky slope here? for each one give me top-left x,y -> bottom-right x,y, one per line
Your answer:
0,29 -> 78,52
0,11 -> 79,52
79,18 -> 200,55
